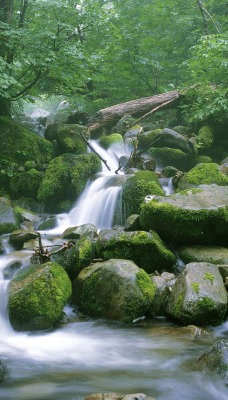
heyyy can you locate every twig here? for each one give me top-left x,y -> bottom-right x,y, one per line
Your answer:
79,133 -> 111,171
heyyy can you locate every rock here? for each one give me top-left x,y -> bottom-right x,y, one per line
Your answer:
153,128 -> 196,154
96,229 -> 176,274
9,169 -> 43,199
9,230 -> 38,249
51,236 -> 95,280
124,214 -> 140,231
148,147 -> 196,171
165,262 -> 227,326
197,340 -> 228,378
45,123 -> 89,154
0,360 -> 7,382
196,125 -> 214,151
177,163 -> 228,190
0,197 -> 19,235
99,133 -> 123,149
149,275 -> 169,316
138,128 -> 162,148
14,206 -> 40,224
177,245 -> 228,265
114,115 -> 136,134
73,259 -> 156,323
139,184 -> 228,245
37,216 -> 57,230
62,223 -> 98,240
37,153 -> 101,212
84,393 -> 155,400
122,170 -> 164,218
8,261 -> 72,331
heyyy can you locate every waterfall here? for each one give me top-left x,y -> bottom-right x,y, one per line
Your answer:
50,141 -> 131,234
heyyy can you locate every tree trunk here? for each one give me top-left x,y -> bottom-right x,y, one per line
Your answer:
88,90 -> 180,133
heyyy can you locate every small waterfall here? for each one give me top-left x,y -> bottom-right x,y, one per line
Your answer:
51,141 -> 131,233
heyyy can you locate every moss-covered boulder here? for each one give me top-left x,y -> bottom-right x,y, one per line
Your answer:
9,169 -> 43,199
197,340 -> 228,379
73,259 -> 156,323
196,125 -> 214,151
9,230 -> 38,250
139,185 -> 228,245
45,123 -> 88,154
177,163 -> 228,191
148,147 -> 196,171
51,236 -> 95,280
177,245 -> 228,265
14,206 -> 40,224
37,153 -> 101,211
166,262 -> 227,326
0,197 -> 19,235
62,223 -> 98,240
153,128 -> 195,154
96,229 -> 176,273
99,133 -> 123,149
0,116 -> 54,190
138,128 -> 162,148
122,170 -> 164,218
8,261 -> 72,331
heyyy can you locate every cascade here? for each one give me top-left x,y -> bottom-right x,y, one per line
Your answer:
50,140 -> 130,234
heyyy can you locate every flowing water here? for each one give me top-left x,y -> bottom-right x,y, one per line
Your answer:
0,142 -> 228,399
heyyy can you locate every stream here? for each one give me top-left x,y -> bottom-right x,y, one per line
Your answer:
0,141 -> 228,399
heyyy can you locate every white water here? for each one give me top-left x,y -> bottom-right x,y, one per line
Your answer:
48,141 -> 130,234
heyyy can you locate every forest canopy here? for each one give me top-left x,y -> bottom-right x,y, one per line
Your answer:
0,0 -> 227,123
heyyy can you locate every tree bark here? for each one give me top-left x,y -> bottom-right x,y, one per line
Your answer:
88,90 -> 180,133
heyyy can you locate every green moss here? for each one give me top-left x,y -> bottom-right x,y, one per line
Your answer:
122,171 -> 164,217
196,125 -> 213,150
148,147 -> 196,170
8,262 -> 72,330
178,163 -> 228,190
9,169 -> 43,199
99,133 -> 123,149
138,128 -> 162,148
37,153 -> 101,209
204,272 -> 215,284
197,296 -> 215,310
173,291 -> 185,316
191,282 -> 200,294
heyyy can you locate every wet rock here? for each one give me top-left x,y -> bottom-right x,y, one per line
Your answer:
9,230 -> 38,249
124,214 -> 140,231
177,163 -> 228,190
99,133 -> 123,149
8,261 -> 72,331
84,393 -> 155,400
139,184 -> 228,246
153,128 -> 195,154
165,262 -> 227,326
149,275 -> 169,316
0,197 -> 19,235
63,223 -> 98,240
177,245 -> 228,265
96,229 -> 176,274
197,339 -> 228,378
73,259 -> 156,323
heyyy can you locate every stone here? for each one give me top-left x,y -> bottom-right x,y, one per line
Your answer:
197,339 -> 228,378
0,197 -> 19,235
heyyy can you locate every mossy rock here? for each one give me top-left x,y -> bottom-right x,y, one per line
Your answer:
177,245 -> 228,265
45,123 -> 89,154
9,169 -> 43,199
148,147 -> 197,171
177,163 -> 228,191
8,261 -> 72,331
122,170 -> 164,218
165,262 -> 227,326
0,197 -> 19,235
14,206 -> 40,224
37,153 -> 101,211
197,340 -> 228,379
99,133 -> 123,149
138,128 -> 162,148
196,125 -> 214,151
9,230 -> 38,249
0,116 -> 54,190
96,229 -> 176,273
73,259 -> 156,323
139,185 -> 228,245
52,236 -> 95,280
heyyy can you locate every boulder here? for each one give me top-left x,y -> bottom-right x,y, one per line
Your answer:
124,214 -> 140,231
177,245 -> 228,265
99,133 -> 123,149
122,170 -> 164,218
0,197 -> 19,235
148,147 -> 196,171
9,169 -> 43,199
8,261 -> 72,331
197,340 -> 228,378
37,153 -> 101,212
45,123 -> 89,154
149,275 -> 170,316
62,223 -> 98,240
177,163 -> 228,191
96,229 -> 176,273
165,262 -> 227,326
9,230 -> 38,249
196,125 -> 214,151
153,128 -> 195,154
73,259 -> 156,323
139,185 -> 228,245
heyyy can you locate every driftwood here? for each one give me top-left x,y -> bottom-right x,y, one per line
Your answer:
88,90 -> 180,133
35,232 -> 75,264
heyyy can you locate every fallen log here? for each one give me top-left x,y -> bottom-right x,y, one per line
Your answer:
88,90 -> 180,133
